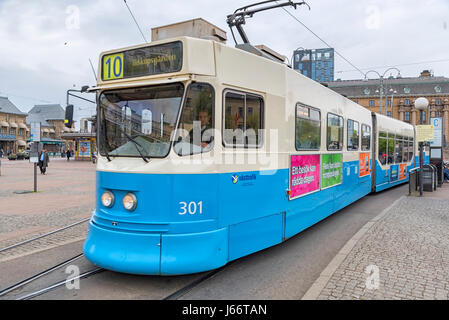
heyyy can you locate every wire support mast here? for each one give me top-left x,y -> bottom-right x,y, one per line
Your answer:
226,0 -> 310,45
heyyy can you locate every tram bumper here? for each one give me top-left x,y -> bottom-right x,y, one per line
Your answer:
83,220 -> 228,275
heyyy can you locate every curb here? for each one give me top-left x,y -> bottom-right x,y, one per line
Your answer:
301,196 -> 406,300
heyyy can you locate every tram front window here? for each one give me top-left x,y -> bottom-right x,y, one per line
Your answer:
99,83 -> 184,159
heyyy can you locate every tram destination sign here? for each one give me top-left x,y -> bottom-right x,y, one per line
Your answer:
102,41 -> 182,81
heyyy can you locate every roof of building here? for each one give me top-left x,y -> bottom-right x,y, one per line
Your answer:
0,96 -> 27,115
326,75 -> 449,98
26,104 -> 65,127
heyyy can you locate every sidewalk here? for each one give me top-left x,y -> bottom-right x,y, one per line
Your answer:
303,183 -> 449,300
0,158 -> 95,261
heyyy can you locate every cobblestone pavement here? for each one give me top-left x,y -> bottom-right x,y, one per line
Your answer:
305,184 -> 449,300
0,158 -> 95,261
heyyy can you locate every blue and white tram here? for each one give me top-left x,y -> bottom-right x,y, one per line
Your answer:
84,35 -> 424,275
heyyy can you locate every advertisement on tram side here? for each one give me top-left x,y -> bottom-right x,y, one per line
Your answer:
399,163 -> 407,180
289,154 -> 320,199
321,153 -> 342,189
359,152 -> 371,177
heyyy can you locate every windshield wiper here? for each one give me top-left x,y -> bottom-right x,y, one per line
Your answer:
120,128 -> 149,163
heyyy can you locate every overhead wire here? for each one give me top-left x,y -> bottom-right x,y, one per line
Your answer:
123,0 -> 148,43
277,2 -> 366,78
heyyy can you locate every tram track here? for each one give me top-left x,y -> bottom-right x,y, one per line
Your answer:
1,249 -> 230,300
0,218 -> 90,255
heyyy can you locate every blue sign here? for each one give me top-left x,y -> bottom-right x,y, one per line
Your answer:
390,165 -> 399,182
0,134 -> 16,141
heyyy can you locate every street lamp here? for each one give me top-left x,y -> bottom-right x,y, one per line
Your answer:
364,68 -> 402,115
415,97 -> 430,196
388,88 -> 397,117
291,47 -> 307,70
415,97 -> 430,125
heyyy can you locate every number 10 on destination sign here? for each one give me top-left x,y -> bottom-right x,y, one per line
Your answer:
103,53 -> 124,80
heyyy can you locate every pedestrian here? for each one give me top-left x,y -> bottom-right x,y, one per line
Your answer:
38,148 -> 50,175
0,148 -> 3,158
444,162 -> 449,183
67,149 -> 71,161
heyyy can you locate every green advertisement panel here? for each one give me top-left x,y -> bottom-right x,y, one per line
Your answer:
321,153 -> 343,188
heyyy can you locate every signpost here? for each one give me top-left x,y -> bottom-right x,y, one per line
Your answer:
30,122 -> 41,193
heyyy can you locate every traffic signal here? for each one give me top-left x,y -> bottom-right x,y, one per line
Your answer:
65,104 -> 74,128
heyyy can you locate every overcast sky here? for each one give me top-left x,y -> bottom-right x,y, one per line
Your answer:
1,0 -> 448,125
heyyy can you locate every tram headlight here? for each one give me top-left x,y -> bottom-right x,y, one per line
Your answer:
101,191 -> 115,208
122,193 -> 137,211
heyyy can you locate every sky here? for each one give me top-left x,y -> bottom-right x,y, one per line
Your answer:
0,0 -> 449,127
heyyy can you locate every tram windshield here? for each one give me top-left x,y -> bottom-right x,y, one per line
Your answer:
98,83 -> 184,159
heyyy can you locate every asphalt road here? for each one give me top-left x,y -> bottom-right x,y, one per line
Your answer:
0,184 -> 408,300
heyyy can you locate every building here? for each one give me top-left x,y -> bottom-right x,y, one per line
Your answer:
0,96 -> 29,155
293,48 -> 334,82
26,104 -> 74,154
326,70 -> 449,147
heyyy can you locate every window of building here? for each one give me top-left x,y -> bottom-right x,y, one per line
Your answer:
295,104 -> 321,151
386,99 -> 392,107
386,111 -> 392,117
347,119 -> 359,151
378,131 -> 387,165
327,113 -> 343,151
405,99 -> 410,105
436,111 -> 441,117
436,99 -> 442,105
223,90 -> 264,148
404,112 -> 410,121
369,100 -> 375,107
361,124 -> 371,151
9,128 -> 15,135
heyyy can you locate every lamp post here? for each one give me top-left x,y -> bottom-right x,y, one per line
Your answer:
364,68 -> 402,115
388,88 -> 397,117
415,97 -> 430,196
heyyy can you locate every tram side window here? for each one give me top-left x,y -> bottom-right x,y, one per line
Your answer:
394,135 -> 403,163
378,131 -> 387,165
403,137 -> 409,163
224,91 -> 264,147
409,138 -> 414,162
361,124 -> 371,151
347,119 -> 359,151
295,104 -> 321,151
174,83 -> 214,156
387,133 -> 395,164
327,113 -> 344,151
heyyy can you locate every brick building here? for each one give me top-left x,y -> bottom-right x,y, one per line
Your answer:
26,104 -> 74,154
0,96 -> 29,155
326,71 -> 449,147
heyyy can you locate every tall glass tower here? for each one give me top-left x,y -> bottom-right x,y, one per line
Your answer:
293,48 -> 335,82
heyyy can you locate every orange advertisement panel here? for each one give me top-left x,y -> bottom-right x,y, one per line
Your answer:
359,153 -> 370,177
399,164 -> 407,180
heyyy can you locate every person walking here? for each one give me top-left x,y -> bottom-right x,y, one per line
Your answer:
38,148 -> 50,175
67,148 -> 71,161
